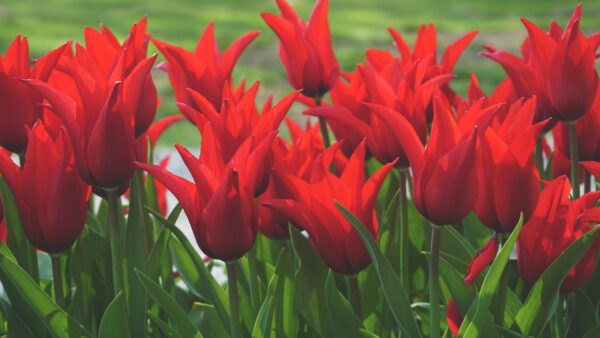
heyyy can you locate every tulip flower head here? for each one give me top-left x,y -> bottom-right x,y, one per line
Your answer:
262,0 -> 340,99
83,17 -> 159,137
475,97 -> 547,233
154,22 -> 260,111
257,118 -> 347,239
0,122 -> 90,254
0,36 -> 69,153
263,140 -> 395,274
517,175 -> 600,294
371,96 -> 483,225
138,124 -> 275,261
23,50 -> 157,189
483,4 -> 600,122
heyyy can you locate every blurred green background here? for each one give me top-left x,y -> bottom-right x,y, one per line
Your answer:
1,0 -> 597,148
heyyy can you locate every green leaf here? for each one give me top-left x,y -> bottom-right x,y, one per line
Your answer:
0,297 -> 35,338
99,291 -> 131,338
437,255 -> 475,316
0,176 -> 38,281
148,311 -> 183,338
359,328 -> 381,338
458,214 -> 523,338
135,268 -> 202,338
252,289 -> 275,338
147,206 -> 230,329
582,325 -> 600,338
189,303 -> 229,338
288,226 -> 331,337
336,201 -> 422,338
125,172 -> 149,337
252,248 -> 291,338
69,226 -> 96,330
567,289 -> 598,338
147,226 -> 172,281
324,271 -> 363,338
0,242 -> 91,337
440,226 -> 476,272
515,227 -> 600,336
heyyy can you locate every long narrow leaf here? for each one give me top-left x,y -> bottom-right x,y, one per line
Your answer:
515,227 -> 600,336
458,214 -> 523,338
336,201 -> 422,338
135,268 -> 202,338
0,243 -> 91,337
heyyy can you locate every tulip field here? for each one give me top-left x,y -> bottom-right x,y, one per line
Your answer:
2,0 -> 600,337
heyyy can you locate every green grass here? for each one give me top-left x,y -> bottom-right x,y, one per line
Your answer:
1,0 -> 598,148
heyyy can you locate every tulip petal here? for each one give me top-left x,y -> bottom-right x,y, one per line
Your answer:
86,82 -> 136,188
464,234 -> 499,285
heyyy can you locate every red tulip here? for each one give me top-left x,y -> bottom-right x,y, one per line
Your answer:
466,73 -> 516,129
371,96 -> 485,225
483,4 -> 599,122
385,24 -> 478,119
0,36 -> 69,153
517,175 -> 600,293
475,97 -> 547,233
257,118 -> 347,239
22,50 -> 157,189
137,125 -> 275,261
319,68 -> 371,157
0,122 -> 90,253
153,22 -> 260,111
83,17 -> 159,136
553,86 -> 600,163
257,120 -> 325,239
307,60 -> 451,167
262,0 -> 340,99
262,140 -> 394,274
178,82 -> 298,162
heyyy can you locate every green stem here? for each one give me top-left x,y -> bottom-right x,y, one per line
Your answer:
133,171 -> 151,258
585,170 -> 592,194
429,223 -> 441,338
315,97 -> 331,149
51,255 -> 65,309
568,121 -> 580,199
247,246 -> 260,317
227,261 -> 241,338
493,234 -> 508,326
348,274 -> 362,320
106,188 -> 125,294
399,169 -> 410,291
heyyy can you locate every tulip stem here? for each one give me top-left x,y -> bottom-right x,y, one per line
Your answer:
227,261 -> 241,338
399,169 -> 410,291
247,246 -> 260,317
493,233 -> 508,326
107,189 -> 125,295
568,121 -> 580,199
585,170 -> 592,194
348,274 -> 362,320
315,96 -> 331,149
51,255 -> 65,309
429,223 -> 441,338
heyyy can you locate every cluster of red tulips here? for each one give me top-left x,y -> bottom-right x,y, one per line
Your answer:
1,0 -> 600,337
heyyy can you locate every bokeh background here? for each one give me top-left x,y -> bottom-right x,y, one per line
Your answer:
1,0 -> 598,148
